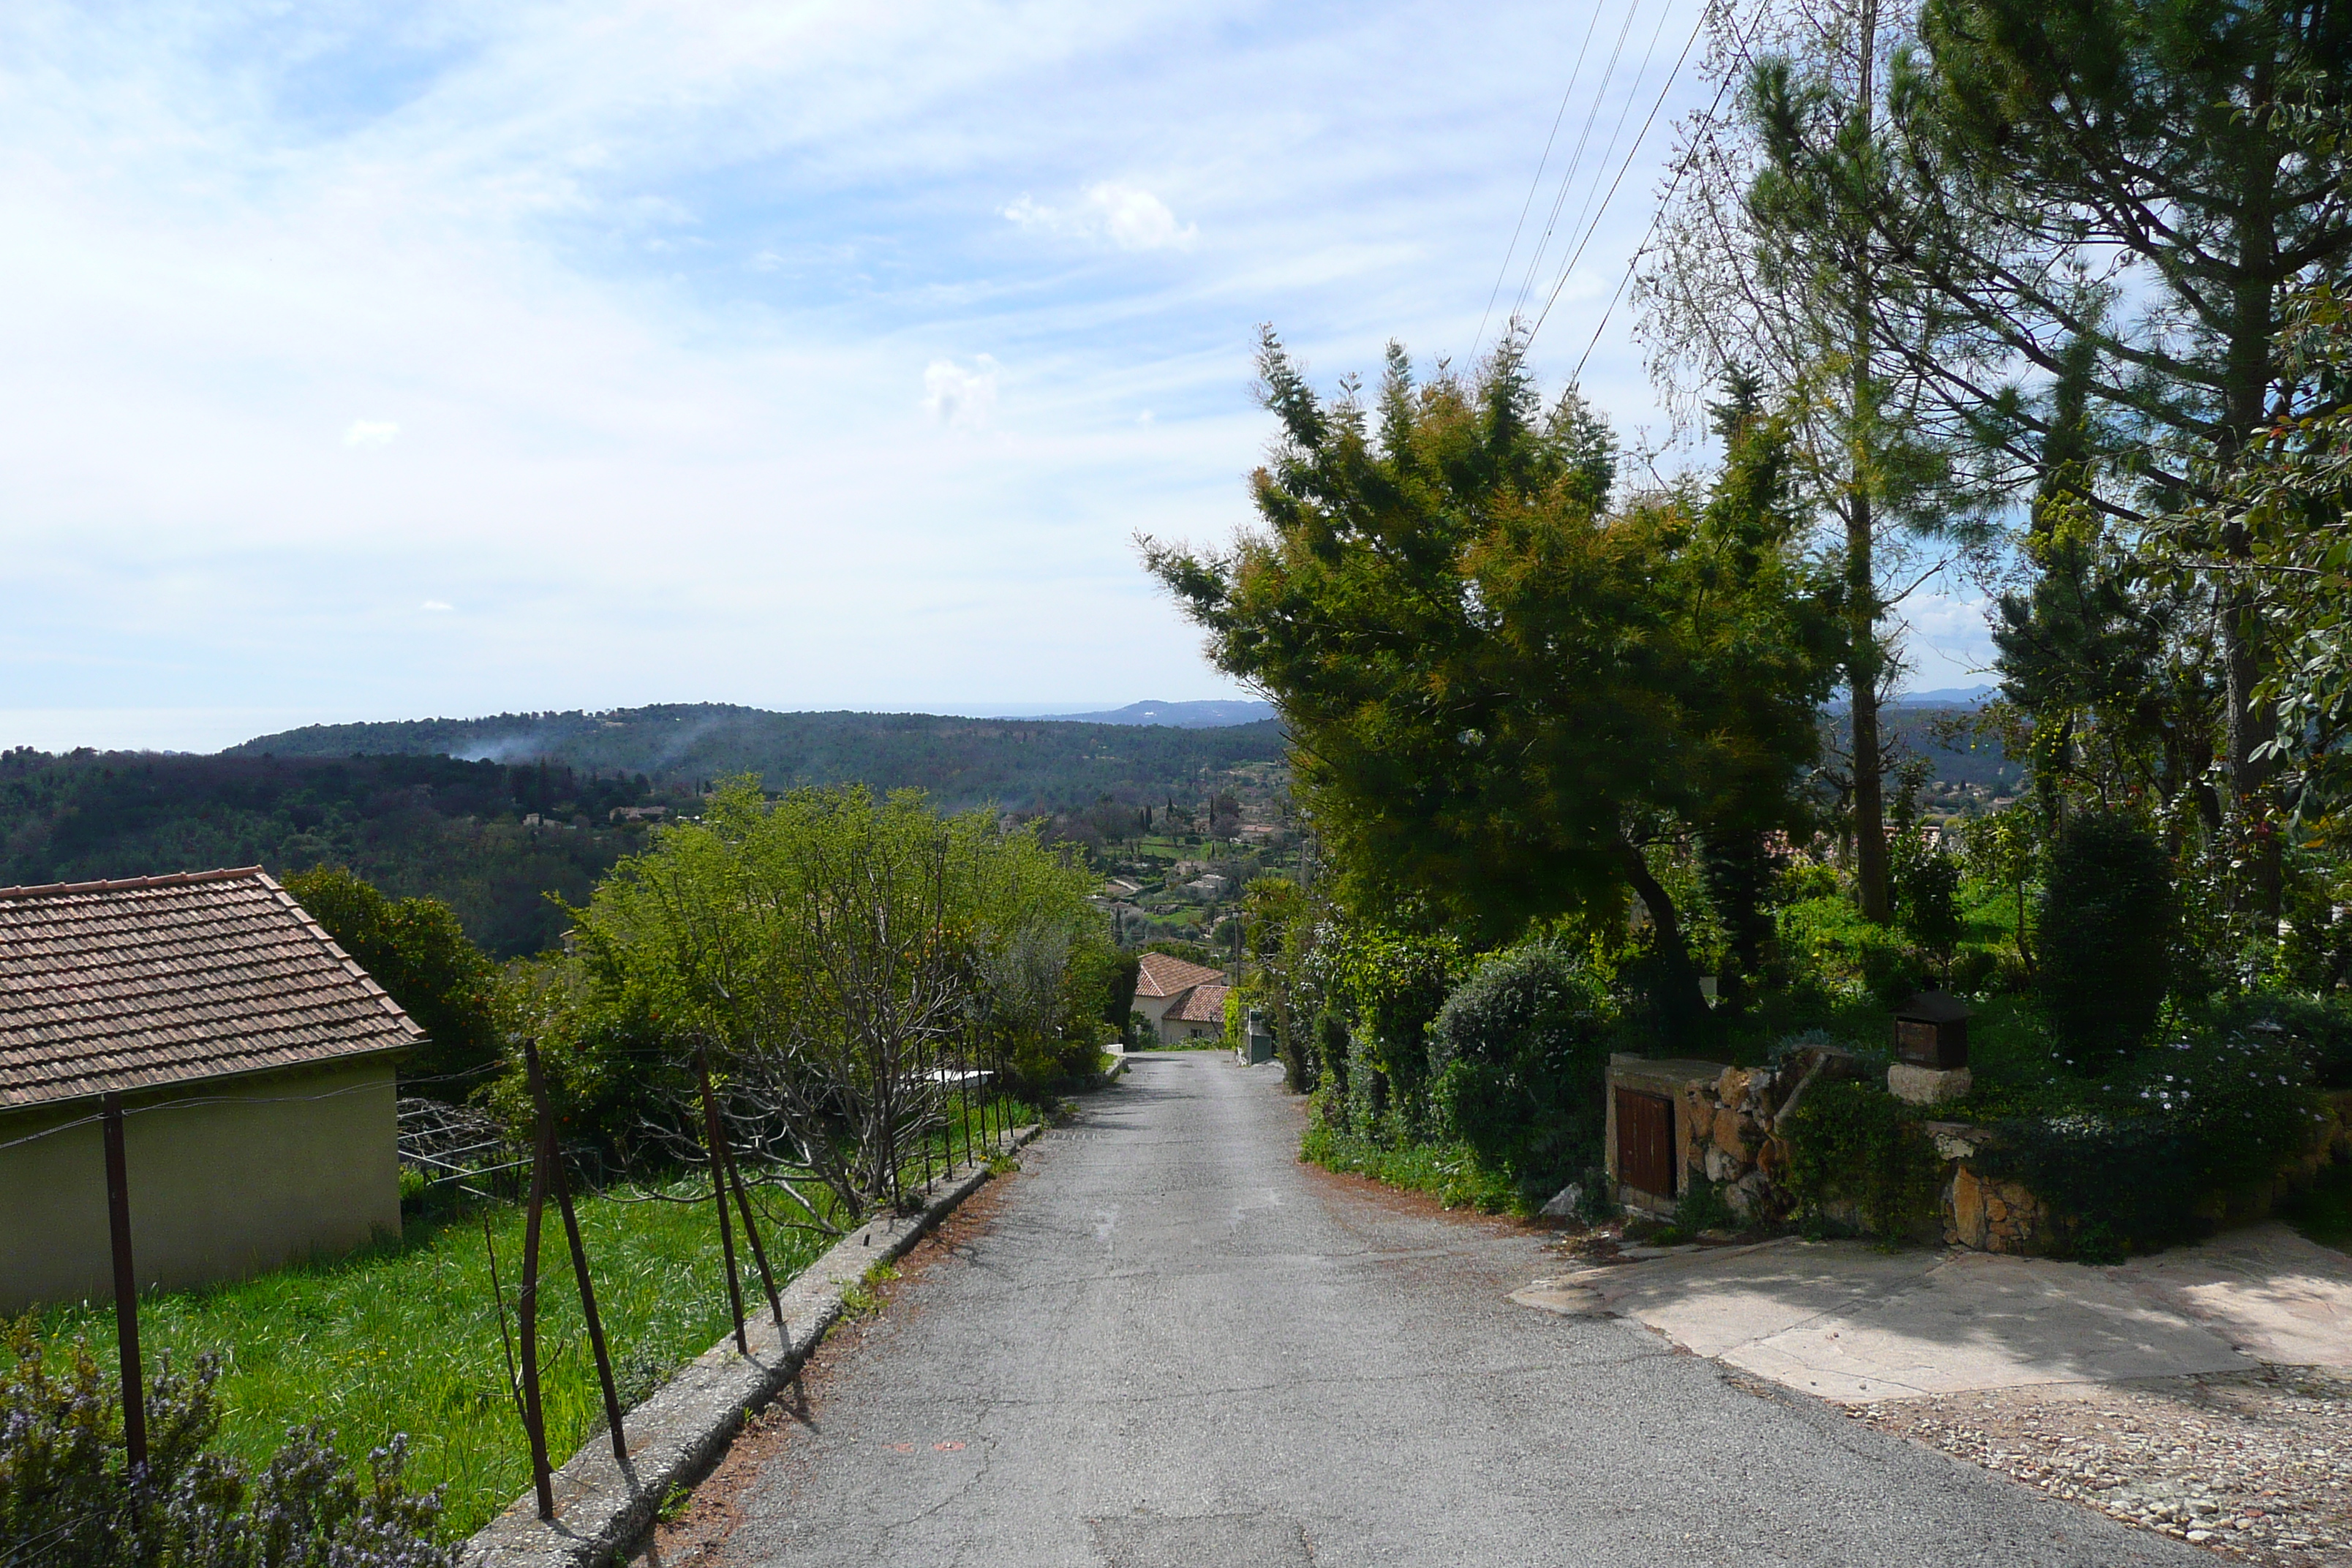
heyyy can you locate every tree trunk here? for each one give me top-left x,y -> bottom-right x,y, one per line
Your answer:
1616,840 -> 1711,1047
2218,56 -> 2283,917
1847,0 -> 1892,926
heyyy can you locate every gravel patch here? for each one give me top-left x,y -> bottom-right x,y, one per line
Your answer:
1853,1369 -> 2352,1563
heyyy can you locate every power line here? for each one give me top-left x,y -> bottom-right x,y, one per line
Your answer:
1509,0 -> 1648,331
1537,0 -> 1681,323
1534,0 -> 1754,385
1466,2 -> 1613,366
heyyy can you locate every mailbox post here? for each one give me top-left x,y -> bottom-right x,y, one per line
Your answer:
1888,989 -> 1972,1104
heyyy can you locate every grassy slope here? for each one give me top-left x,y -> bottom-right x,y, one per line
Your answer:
29,1098 -> 1038,1540
37,1191 -> 813,1537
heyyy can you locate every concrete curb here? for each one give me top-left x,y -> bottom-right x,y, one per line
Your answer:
462,1123 -> 1045,1568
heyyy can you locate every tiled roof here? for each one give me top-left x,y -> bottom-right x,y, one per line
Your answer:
1169,983 -> 1229,1025
1135,951 -> 1226,998
0,868 -> 422,1112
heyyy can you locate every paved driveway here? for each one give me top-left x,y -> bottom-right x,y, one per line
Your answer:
709,1052 -> 2195,1567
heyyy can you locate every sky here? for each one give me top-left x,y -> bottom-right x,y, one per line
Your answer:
0,0 -> 1995,755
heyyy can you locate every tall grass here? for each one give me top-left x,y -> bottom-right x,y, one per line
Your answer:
26,1093 -> 1039,1540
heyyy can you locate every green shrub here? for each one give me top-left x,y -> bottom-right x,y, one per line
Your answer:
1426,943 -> 1613,1205
1983,1022 -> 2323,1255
1778,896 -> 1921,1003
2210,991 -> 2352,1089
1895,847 -> 1964,981
0,1326 -> 452,1567
1780,1079 -> 1942,1242
282,866 -> 500,1097
1947,946 -> 2000,995
2037,813 -> 2174,1074
1300,1101 -> 1521,1213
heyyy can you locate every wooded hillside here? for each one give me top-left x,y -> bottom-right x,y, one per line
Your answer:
227,704 -> 1286,809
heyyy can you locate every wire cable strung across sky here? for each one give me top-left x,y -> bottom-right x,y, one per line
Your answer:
1466,0 -> 1613,366
1532,0 -> 1684,334
1554,0 -> 1761,386
1508,0 -> 1649,333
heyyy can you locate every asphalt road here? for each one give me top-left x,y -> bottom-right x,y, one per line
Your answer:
713,1052 -> 2197,1567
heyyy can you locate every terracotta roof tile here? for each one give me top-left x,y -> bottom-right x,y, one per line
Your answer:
0,867 -> 422,1112
1135,951 -> 1226,998
1168,983 -> 1229,1025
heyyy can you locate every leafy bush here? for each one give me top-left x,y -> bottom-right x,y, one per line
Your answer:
1425,943 -> 1613,1205
1300,1104 -> 1521,1213
0,1326 -> 452,1567
282,866 -> 500,1097
1780,1079 -> 1942,1242
1894,846 -> 1964,981
2209,991 -> 2352,1089
2037,813 -> 2174,1073
1777,895 -> 1921,1003
1983,1022 -> 2323,1255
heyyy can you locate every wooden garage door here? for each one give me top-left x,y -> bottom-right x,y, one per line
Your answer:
1615,1088 -> 1674,1198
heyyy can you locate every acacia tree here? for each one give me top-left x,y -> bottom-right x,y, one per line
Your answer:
1145,334 -> 1836,1041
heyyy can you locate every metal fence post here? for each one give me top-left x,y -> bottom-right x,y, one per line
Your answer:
100,1093 -> 146,1474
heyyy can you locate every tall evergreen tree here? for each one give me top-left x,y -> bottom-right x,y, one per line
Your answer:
1638,0 -> 1996,924
1885,0 -> 2352,906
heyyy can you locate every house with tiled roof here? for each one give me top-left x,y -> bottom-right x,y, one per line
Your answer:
1163,980 -> 1231,1043
0,867 -> 420,1312
1132,951 -> 1230,1045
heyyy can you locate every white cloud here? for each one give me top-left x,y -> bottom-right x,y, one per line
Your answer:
421,600 -> 454,611
1002,182 -> 1197,252
922,355 -> 998,430
0,0 -> 1746,734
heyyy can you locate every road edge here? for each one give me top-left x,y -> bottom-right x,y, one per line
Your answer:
462,1122 -> 1045,1568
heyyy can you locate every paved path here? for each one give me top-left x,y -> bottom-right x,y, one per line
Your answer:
712,1054 -> 2196,1567
1517,1223 -> 2352,1403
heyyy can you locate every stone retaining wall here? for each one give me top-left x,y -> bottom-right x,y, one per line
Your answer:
1613,1056 -> 2352,1256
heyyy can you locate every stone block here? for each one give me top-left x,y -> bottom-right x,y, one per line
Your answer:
1945,1164 -> 2053,1254
1711,1105 -> 1752,1164
1888,1063 -> 1972,1107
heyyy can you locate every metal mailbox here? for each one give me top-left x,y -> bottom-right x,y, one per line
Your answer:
1893,988 -> 1971,1071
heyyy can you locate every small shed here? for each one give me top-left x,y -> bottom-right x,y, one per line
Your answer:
0,867 -> 421,1312
1605,1054 -> 1733,1218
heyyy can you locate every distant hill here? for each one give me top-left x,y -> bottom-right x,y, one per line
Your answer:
0,750 -> 639,957
1888,684 -> 1996,708
226,704 -> 1287,814
1011,699 -> 1278,728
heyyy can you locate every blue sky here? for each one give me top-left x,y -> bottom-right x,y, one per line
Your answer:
0,0 -> 1993,753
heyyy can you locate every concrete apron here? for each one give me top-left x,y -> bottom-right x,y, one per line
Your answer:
464,1125 -> 1043,1568
1512,1221 -> 2352,1403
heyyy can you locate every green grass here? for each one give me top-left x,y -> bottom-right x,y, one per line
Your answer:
25,1097 -> 1039,1541
1300,1119 -> 1523,1213
32,1190 -> 821,1539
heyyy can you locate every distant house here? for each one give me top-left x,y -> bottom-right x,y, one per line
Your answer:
609,805 -> 669,823
0,868 -> 420,1313
1164,982 -> 1230,1043
1132,951 -> 1230,1045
